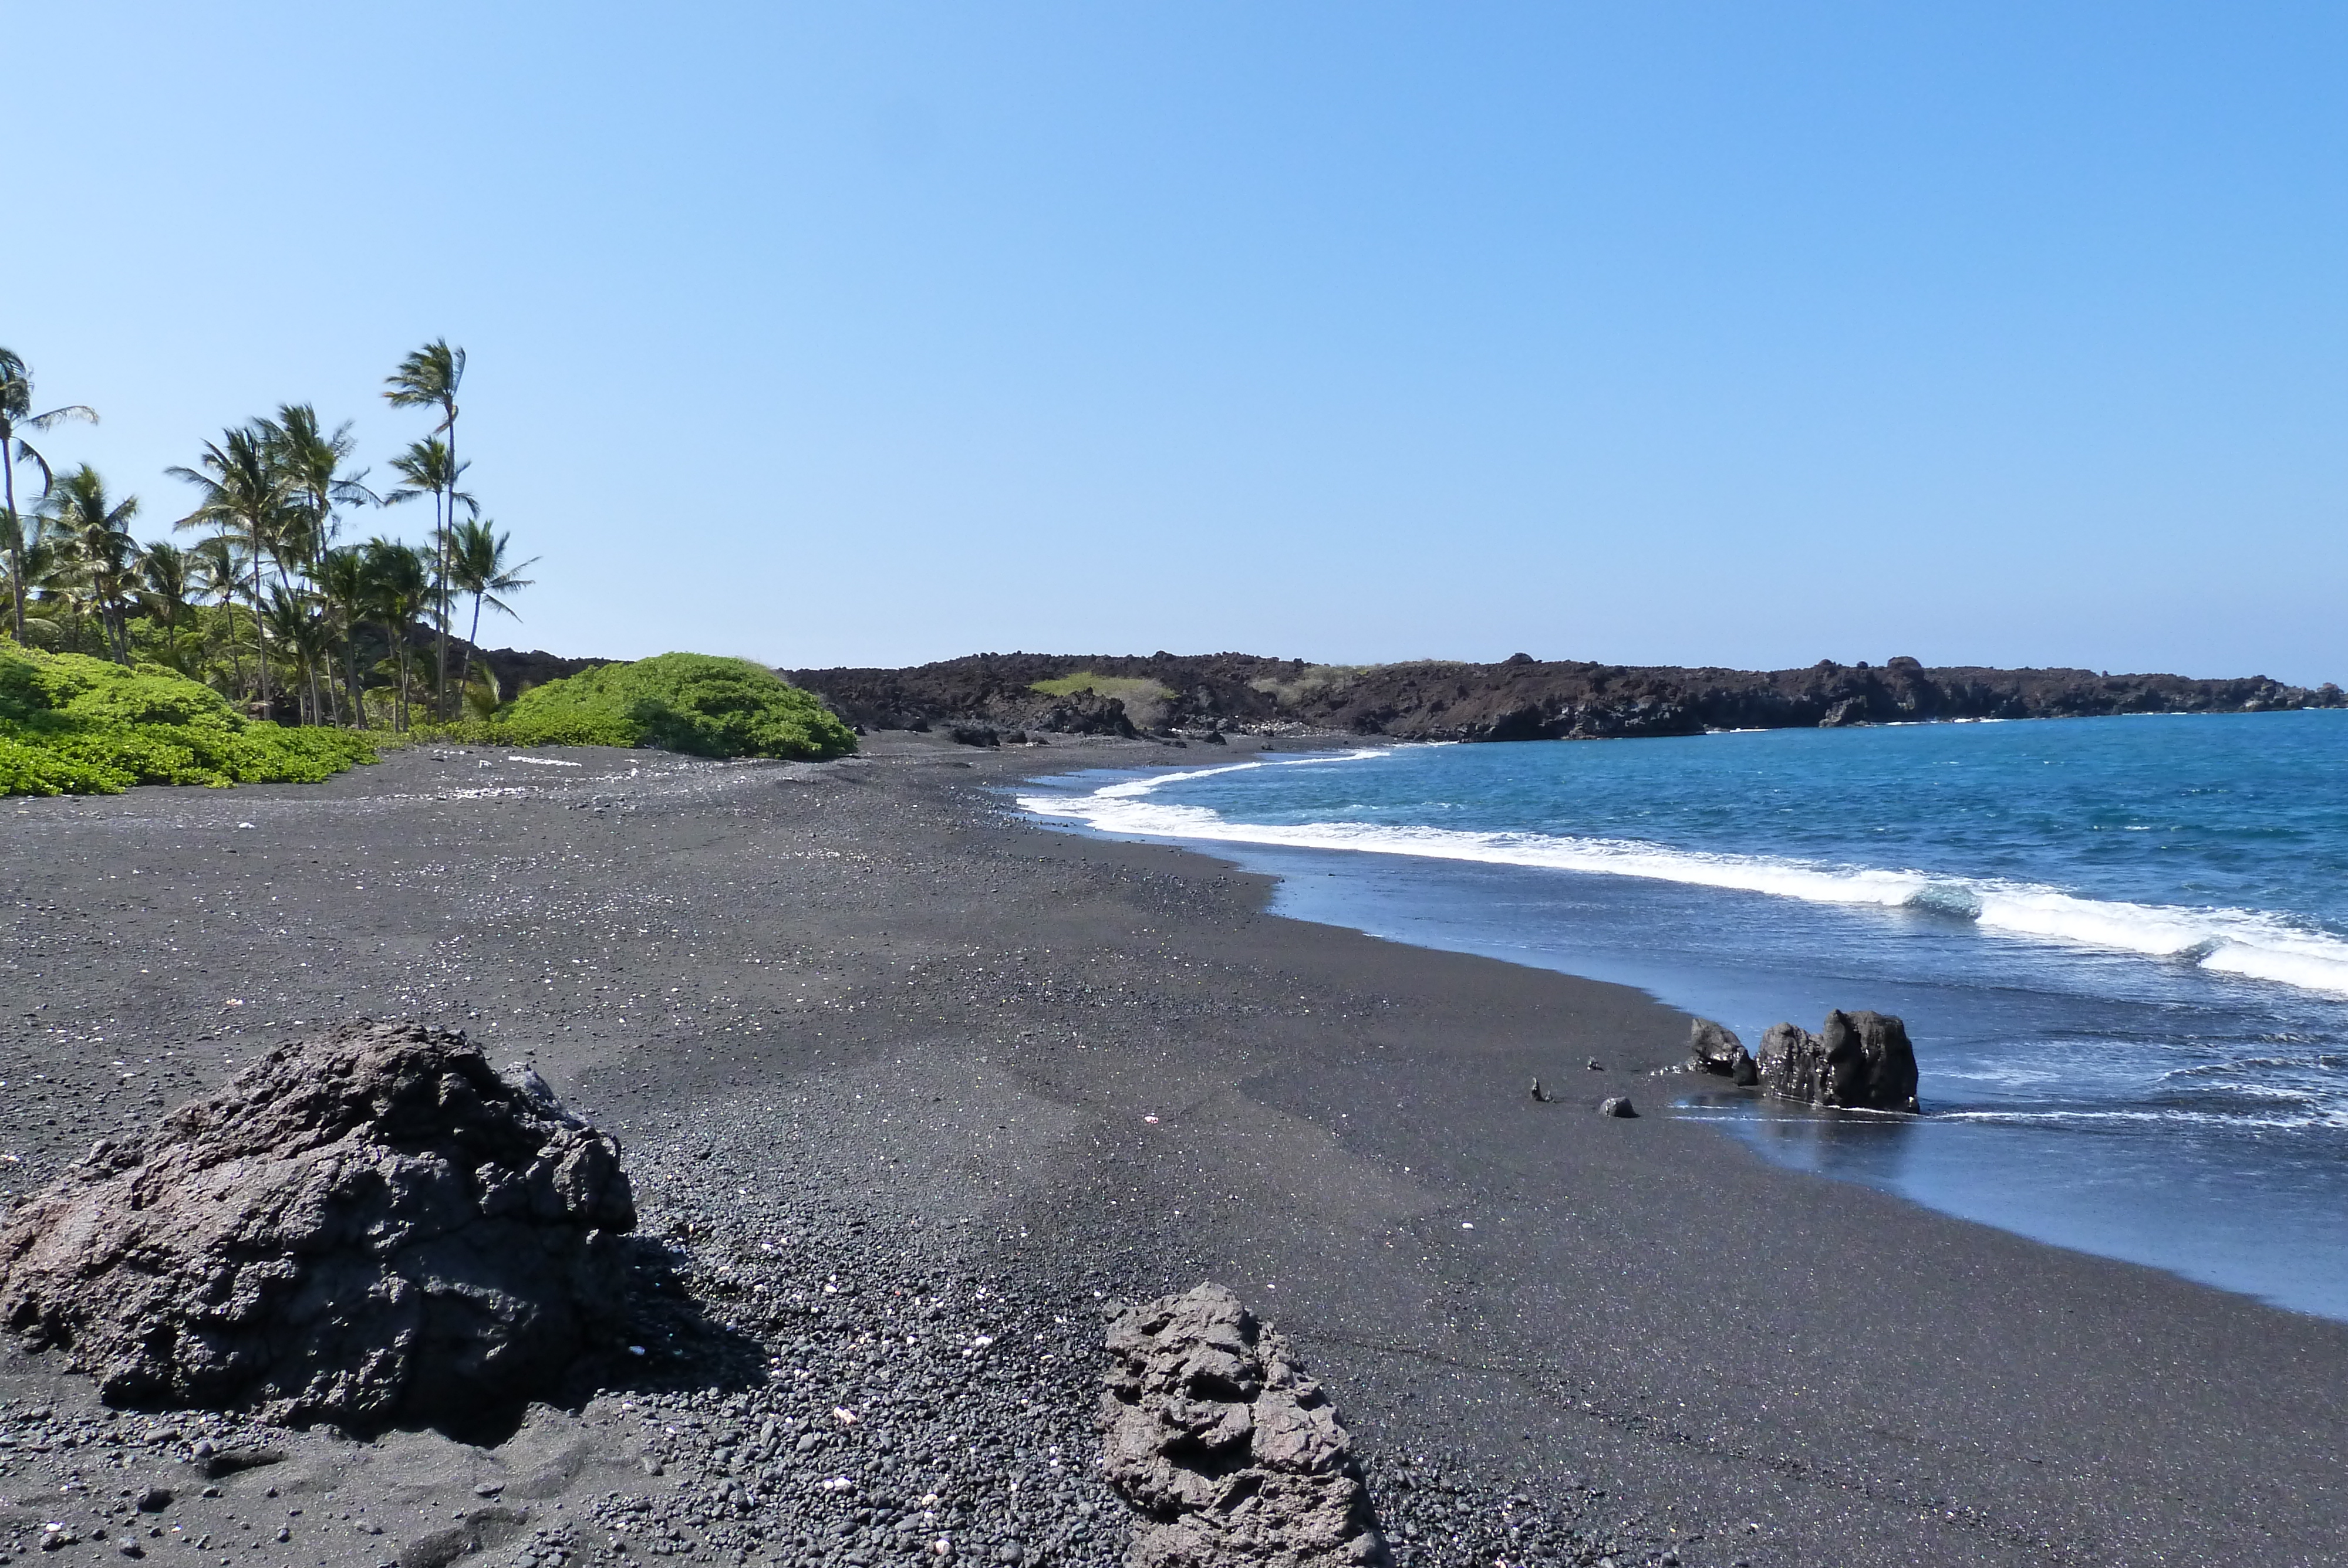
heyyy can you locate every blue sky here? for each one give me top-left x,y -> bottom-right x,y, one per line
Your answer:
8,3 -> 2344,681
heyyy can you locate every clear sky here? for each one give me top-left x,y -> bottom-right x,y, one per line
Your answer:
8,3 -> 2344,681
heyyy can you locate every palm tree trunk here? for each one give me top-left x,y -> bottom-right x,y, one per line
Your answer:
345,618 -> 366,730
3,452 -> 22,644
437,410 -> 455,719
461,590 -> 486,706
392,626 -> 410,732
319,627 -> 342,726
311,491 -> 340,727
221,600 -> 245,698
265,550 -> 318,725
248,534 -> 271,717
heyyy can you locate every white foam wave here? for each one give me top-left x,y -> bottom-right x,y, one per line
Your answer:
1020,758 -> 2348,1000
1933,1106 -> 2348,1131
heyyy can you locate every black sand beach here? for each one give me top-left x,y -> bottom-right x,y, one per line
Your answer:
4,735 -> 2344,1567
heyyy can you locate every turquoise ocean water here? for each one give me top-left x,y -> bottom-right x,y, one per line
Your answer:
1019,712 -> 2348,1320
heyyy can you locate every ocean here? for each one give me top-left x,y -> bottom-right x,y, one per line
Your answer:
1017,711 -> 2348,1322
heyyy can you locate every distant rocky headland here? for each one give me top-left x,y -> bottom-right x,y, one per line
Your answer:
787,651 -> 2345,742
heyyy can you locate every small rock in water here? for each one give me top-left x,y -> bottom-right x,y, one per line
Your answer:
1600,1097 -> 1638,1118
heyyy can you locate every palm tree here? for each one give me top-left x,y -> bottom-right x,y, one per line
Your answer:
384,438 -> 474,527
384,341 -> 465,715
139,540 -> 197,671
460,660 -> 502,720
383,437 -> 473,712
170,427 -> 291,714
0,348 -> 97,643
262,586 -> 335,724
38,466 -> 140,663
360,538 -> 429,730
319,545 -> 373,726
255,408 -> 365,722
0,507 -> 27,638
445,518 -> 535,702
190,535 -> 248,695
4,506 -> 76,649
260,404 -> 376,570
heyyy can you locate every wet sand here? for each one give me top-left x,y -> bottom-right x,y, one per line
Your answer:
2,732 -> 2343,1566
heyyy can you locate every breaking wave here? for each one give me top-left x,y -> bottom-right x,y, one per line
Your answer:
1018,753 -> 2348,999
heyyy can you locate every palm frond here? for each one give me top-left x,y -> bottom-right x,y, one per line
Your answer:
384,340 -> 465,410
19,404 -> 97,434
14,439 -> 56,495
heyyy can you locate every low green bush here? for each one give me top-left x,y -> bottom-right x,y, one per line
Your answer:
420,653 -> 856,761
0,645 -> 377,796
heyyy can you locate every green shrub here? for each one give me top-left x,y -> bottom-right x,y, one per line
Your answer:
420,653 -> 856,761
0,645 -> 377,796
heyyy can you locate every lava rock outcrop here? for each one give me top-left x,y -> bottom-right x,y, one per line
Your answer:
1686,1018 -> 1759,1085
1101,1283 -> 1389,1568
790,648 -> 2345,742
0,1021 -> 637,1430
1757,1010 -> 1921,1112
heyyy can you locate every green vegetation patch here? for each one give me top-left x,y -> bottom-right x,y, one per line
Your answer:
424,652 -> 857,760
1249,664 -> 1372,708
0,645 -> 377,796
1028,672 -> 1177,704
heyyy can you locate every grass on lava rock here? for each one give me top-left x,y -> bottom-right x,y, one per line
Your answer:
0,643 -> 377,796
420,651 -> 858,761
1027,673 -> 1176,705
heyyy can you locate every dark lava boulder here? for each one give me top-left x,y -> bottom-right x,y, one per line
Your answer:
1101,1282 -> 1389,1568
1686,1018 -> 1759,1085
0,1021 -> 636,1431
1037,690 -> 1143,738
1757,1010 -> 1921,1112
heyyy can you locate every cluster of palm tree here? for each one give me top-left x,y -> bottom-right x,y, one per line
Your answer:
0,342 -> 535,729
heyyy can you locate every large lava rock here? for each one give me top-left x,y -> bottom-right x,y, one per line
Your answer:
0,1021 -> 636,1430
1686,1018 -> 1759,1085
1757,1010 -> 1921,1112
1101,1283 -> 1389,1568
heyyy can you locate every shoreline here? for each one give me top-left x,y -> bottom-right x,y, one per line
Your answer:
4,734 -> 2345,1565
1018,726 -> 2348,1326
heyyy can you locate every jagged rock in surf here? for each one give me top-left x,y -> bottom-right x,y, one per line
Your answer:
1686,1019 -> 1759,1085
1100,1283 -> 1389,1568
1757,1011 -> 1921,1112
0,1021 -> 637,1432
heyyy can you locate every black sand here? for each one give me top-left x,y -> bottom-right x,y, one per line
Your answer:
2,735 -> 2343,1567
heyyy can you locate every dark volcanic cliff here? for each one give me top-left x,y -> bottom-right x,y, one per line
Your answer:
788,651 -> 2344,742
